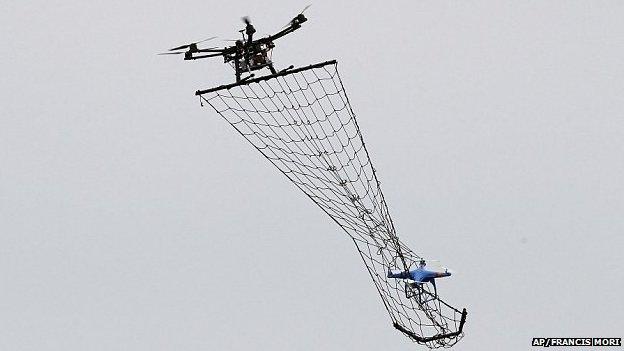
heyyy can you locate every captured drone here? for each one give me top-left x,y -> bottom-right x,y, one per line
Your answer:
163,8 -> 467,348
159,7 -> 309,82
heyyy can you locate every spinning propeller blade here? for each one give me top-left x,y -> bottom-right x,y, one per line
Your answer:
158,46 -> 219,56
168,36 -> 217,51
300,4 -> 312,14
419,259 -> 456,274
283,4 -> 311,28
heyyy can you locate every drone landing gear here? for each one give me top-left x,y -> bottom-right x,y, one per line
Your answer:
405,281 -> 437,305
269,63 -> 277,74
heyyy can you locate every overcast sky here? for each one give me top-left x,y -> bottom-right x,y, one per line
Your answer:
2,1 -> 623,350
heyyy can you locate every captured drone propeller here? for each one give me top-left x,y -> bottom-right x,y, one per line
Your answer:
422,259 -> 456,274
442,266 -> 456,274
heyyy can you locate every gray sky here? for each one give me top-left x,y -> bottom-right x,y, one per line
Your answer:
2,1 -> 623,350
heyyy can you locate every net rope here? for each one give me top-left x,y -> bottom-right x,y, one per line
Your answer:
198,61 -> 465,348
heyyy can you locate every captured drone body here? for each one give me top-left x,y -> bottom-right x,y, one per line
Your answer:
388,259 -> 453,304
159,12 -> 308,82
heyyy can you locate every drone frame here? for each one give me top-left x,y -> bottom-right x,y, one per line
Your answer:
174,13 -> 308,82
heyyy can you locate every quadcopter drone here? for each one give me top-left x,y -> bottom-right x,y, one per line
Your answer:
159,7 -> 309,82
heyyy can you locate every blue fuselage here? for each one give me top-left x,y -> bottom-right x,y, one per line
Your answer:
388,267 -> 451,283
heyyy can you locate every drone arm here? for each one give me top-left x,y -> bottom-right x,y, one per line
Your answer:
263,26 -> 298,43
186,52 -> 226,60
195,48 -> 229,53
262,15 -> 307,43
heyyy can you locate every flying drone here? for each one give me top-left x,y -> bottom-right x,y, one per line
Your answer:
159,7 -> 309,82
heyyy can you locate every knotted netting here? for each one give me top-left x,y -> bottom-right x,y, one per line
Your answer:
196,60 -> 467,348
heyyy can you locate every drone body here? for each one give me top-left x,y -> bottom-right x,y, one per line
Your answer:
160,11 -> 308,82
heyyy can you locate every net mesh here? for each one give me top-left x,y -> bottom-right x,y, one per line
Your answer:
198,61 -> 466,348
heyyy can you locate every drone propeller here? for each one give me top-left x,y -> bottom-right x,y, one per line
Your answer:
418,259 -> 456,274
157,46 -> 219,56
168,36 -> 217,51
241,16 -> 256,38
283,4 -> 311,28
300,4 -> 312,14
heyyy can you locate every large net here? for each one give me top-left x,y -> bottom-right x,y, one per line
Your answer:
196,60 -> 467,348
